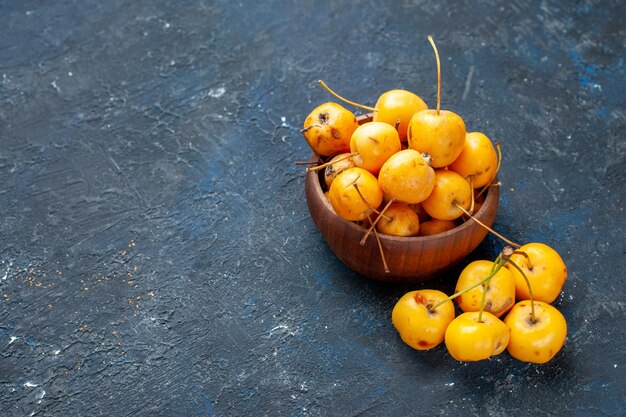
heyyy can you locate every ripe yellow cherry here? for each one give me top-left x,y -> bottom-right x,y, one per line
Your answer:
373,90 -> 428,141
418,218 -> 456,236
392,289 -> 455,351
407,203 -> 429,223
378,149 -> 435,204
505,242 -> 567,303
505,300 -> 567,364
328,167 -> 382,222
350,121 -> 401,174
302,102 -> 358,156
376,202 -> 420,237
445,311 -> 509,361
324,153 -> 355,188
448,132 -> 498,188
455,260 -> 516,318
421,170 -> 472,220
407,109 -> 466,168
407,36 -> 465,168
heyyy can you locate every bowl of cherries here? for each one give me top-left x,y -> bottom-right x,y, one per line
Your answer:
302,37 -> 501,282
300,36 -> 569,364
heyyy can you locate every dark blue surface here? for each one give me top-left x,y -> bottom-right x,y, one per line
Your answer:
1,0 -> 624,416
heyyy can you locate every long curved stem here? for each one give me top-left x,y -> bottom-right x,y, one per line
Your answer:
352,183 -> 391,221
427,35 -> 441,114
454,203 -> 521,248
318,80 -> 377,112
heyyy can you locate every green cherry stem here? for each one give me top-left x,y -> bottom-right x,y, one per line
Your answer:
429,254 -> 505,312
477,255 -> 501,322
477,282 -> 490,322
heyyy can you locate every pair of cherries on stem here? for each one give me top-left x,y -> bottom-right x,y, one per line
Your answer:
392,244 -> 568,364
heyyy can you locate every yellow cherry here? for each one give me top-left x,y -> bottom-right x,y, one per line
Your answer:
505,243 -> 567,303
408,109 -> 466,168
406,36 -> 465,168
421,170 -> 472,220
392,289 -> 455,351
448,132 -> 498,188
445,311 -> 509,361
418,218 -> 456,236
328,167 -> 383,222
324,153 -> 355,188
378,149 -> 435,204
455,260 -> 516,318
376,202 -> 420,237
302,102 -> 358,157
373,90 -> 428,141
505,300 -> 567,364
350,122 -> 401,175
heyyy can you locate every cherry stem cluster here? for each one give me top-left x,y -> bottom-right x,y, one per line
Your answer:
360,198 -> 395,246
428,246 -> 536,323
429,252 -> 506,313
367,213 -> 390,273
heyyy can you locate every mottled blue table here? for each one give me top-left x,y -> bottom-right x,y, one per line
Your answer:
1,1 -> 624,415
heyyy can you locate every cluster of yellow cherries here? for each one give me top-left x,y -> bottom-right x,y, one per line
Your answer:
393,244 -> 567,363
301,36 -> 568,363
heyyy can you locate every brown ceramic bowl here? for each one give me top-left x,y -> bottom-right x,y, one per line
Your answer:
304,115 -> 499,282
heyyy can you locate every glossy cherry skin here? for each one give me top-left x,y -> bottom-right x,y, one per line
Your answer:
506,243 -> 567,303
445,311 -> 509,361
392,289 -> 455,350
302,102 -> 358,156
504,300 -> 567,364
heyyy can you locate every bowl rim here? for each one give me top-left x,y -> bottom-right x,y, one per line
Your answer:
306,155 -> 499,245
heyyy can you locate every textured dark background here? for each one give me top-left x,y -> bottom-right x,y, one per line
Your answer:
1,0 -> 625,416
